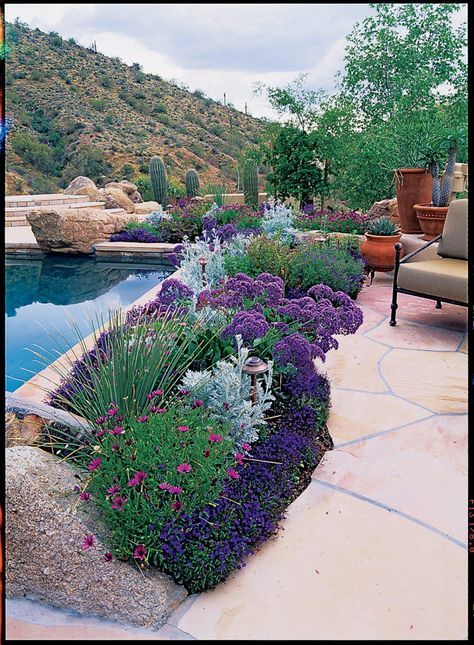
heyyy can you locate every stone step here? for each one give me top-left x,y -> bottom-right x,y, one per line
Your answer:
5,194 -> 90,208
5,201 -> 106,218
5,207 -> 127,227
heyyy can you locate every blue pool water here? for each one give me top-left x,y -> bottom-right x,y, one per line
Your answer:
5,256 -> 173,392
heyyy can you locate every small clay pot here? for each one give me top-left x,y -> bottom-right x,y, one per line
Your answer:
360,233 -> 404,272
413,203 -> 449,241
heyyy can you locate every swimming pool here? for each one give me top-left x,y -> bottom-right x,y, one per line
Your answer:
5,256 -> 173,392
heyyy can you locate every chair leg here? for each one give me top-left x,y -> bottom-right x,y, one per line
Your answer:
390,287 -> 398,326
436,300 -> 442,309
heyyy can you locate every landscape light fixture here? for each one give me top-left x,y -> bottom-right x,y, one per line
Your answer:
198,256 -> 208,286
242,356 -> 269,405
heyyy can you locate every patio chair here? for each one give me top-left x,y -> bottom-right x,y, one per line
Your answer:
390,199 -> 468,326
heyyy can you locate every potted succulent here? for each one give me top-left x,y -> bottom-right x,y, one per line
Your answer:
360,217 -> 404,275
413,128 -> 467,240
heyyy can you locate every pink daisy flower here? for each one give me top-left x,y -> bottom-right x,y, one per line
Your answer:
158,482 -> 173,491
208,434 -> 223,443
79,491 -> 91,501
241,443 -> 251,451
102,552 -> 113,563
234,453 -> 245,465
177,463 -> 192,473
88,457 -> 102,471
81,533 -> 95,551
107,484 -> 120,495
137,415 -> 148,423
128,471 -> 148,487
171,500 -> 183,511
227,468 -> 240,480
177,425 -> 189,433
111,495 -> 127,511
169,485 -> 183,495
133,544 -> 147,561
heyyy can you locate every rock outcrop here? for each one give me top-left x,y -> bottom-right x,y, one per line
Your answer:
105,181 -> 143,203
5,447 -> 187,628
27,207 -> 134,254
366,198 -> 399,221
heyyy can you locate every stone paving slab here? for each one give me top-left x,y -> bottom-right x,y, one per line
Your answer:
176,483 -> 467,640
322,335 -> 389,392
315,413 -> 468,543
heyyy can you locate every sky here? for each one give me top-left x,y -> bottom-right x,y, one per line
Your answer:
5,3 -> 468,120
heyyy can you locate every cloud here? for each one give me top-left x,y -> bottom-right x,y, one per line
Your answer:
5,3 -> 467,119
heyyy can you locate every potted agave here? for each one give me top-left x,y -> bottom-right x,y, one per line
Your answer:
414,128 -> 467,240
360,218 -> 404,281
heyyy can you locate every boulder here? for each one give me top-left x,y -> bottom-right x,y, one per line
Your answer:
103,187 -> 135,213
133,201 -> 161,215
366,198 -> 399,221
5,447 -> 187,628
129,189 -> 143,204
104,180 -> 137,196
27,207 -> 135,255
64,176 -> 97,195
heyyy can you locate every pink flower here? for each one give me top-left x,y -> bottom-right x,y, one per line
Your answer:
137,415 -> 148,423
111,495 -> 127,511
88,457 -> 102,471
96,429 -> 105,437
153,389 -> 164,397
177,463 -> 192,473
227,468 -> 240,480
128,471 -> 148,487
208,434 -> 223,443
81,533 -> 95,550
159,482 -> 173,491
156,408 -> 167,414
171,500 -> 183,511
112,426 -> 124,435
108,407 -> 117,417
202,449 -> 210,458
107,484 -> 120,495
169,485 -> 183,495
235,452 -> 245,465
79,491 -> 91,501
102,552 -> 113,563
133,544 -> 147,561
178,425 -> 189,433
223,402 -> 231,411
95,416 -> 107,425
149,405 -> 159,413
192,399 -> 204,408
241,443 -> 251,451
179,388 -> 190,396
111,443 -> 120,451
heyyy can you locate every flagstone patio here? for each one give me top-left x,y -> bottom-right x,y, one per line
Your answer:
6,272 -> 468,640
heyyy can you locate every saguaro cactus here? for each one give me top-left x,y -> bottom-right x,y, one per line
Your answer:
185,169 -> 200,198
149,156 -> 168,207
243,160 -> 258,208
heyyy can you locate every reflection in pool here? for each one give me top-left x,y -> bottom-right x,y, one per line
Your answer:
5,256 -> 173,391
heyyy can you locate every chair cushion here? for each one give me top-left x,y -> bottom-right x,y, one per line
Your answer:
437,199 -> 468,260
398,258 -> 468,303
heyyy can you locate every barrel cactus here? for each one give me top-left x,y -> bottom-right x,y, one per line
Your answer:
185,169 -> 200,198
243,160 -> 258,209
149,156 -> 168,207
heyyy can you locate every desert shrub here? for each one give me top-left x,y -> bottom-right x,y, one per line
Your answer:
89,98 -> 107,112
11,133 -> 56,173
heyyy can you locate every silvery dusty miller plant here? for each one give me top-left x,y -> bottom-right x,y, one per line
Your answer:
261,198 -> 297,243
181,335 -> 275,448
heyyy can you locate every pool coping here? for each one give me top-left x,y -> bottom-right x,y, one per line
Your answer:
13,266 -> 183,404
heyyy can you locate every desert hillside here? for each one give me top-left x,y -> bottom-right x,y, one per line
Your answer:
4,20 -> 265,195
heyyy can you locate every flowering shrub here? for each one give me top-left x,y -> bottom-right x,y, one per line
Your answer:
212,204 -> 263,230
295,207 -> 370,235
110,227 -> 166,243
81,403 -> 236,541
288,240 -> 365,297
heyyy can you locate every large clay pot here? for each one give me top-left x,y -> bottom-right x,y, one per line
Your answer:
360,233 -> 404,272
395,168 -> 432,234
413,203 -> 449,241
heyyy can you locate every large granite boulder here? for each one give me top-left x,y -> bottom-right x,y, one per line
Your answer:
366,198 -> 399,221
103,187 -> 135,213
64,176 -> 103,202
27,207 -> 134,255
5,447 -> 187,628
133,200 -> 161,215
105,180 -> 137,196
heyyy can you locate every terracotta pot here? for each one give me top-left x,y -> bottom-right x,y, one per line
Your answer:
360,233 -> 404,272
395,168 -> 432,234
413,203 -> 449,241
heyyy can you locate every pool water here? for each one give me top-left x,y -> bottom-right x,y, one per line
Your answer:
5,256 -> 173,392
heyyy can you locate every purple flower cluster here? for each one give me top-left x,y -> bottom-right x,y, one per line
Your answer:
157,278 -> 194,307
221,310 -> 270,345
274,333 -> 326,373
197,273 -> 284,311
110,228 -> 165,243
296,208 -> 370,235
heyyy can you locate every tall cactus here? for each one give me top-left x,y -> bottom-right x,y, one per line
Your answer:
438,145 -> 457,207
149,156 -> 168,207
429,160 -> 440,207
185,168 -> 200,198
243,160 -> 258,209
166,164 -> 172,178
